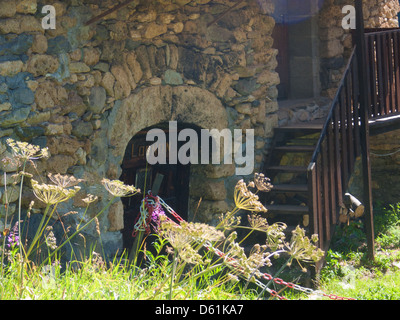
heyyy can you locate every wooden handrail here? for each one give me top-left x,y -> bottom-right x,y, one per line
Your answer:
308,28 -> 400,255
310,47 -> 357,163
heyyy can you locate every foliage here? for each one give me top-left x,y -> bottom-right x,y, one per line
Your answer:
0,140 -> 323,300
318,202 -> 400,300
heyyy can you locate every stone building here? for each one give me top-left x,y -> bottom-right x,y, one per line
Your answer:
0,0 -> 399,257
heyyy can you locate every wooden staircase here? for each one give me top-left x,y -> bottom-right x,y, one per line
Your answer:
261,121 -> 324,234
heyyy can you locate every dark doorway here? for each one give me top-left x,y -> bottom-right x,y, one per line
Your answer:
119,123 -> 193,251
273,23 -> 290,100
272,0 -> 322,100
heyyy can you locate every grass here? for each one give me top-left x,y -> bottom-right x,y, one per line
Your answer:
0,139 -> 323,301
315,202 -> 400,300
5,138 -> 400,301
0,240 -> 261,300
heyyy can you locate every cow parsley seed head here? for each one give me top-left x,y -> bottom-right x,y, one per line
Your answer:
31,179 -> 81,205
48,173 -> 83,188
234,179 -> 267,213
6,138 -> 49,161
101,179 -> 140,197
82,194 -> 98,205
45,226 -> 57,250
287,226 -> 324,269
180,221 -> 225,243
254,173 -> 273,192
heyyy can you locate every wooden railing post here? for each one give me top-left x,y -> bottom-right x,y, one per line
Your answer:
355,0 -> 375,260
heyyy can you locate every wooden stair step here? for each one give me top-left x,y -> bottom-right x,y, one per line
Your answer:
271,184 -> 308,193
265,204 -> 309,215
276,121 -> 324,131
274,125 -> 323,136
274,145 -> 315,153
266,166 -> 308,173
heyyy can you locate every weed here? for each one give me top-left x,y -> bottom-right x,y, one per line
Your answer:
0,139 -> 324,300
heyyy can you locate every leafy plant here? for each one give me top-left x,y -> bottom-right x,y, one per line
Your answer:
0,141 -> 324,300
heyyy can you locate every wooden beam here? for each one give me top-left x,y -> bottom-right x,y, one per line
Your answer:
355,0 -> 375,260
84,0 -> 137,26
207,0 -> 247,27
344,193 -> 365,218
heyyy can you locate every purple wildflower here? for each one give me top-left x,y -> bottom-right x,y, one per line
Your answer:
150,203 -> 166,232
5,222 -> 19,248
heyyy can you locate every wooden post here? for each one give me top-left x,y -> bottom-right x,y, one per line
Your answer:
355,0 -> 375,260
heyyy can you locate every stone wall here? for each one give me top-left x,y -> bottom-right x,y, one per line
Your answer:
369,130 -> 400,205
347,129 -> 400,207
319,0 -> 400,98
0,0 -> 279,256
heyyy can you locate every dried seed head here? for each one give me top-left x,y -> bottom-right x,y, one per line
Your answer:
6,138 -> 49,161
31,179 -> 81,205
48,173 -> 83,188
253,173 -> 273,192
45,226 -> 57,250
234,179 -> 267,213
102,178 -> 140,197
287,226 -> 324,268
82,194 -> 98,205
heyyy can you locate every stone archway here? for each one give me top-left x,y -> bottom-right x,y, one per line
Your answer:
106,85 -> 235,242
108,85 -> 229,160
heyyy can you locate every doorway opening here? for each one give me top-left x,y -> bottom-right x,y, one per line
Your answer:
119,122 -> 200,251
272,0 -> 322,100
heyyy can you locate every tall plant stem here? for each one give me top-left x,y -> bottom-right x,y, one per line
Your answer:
47,197 -> 116,262
169,250 -> 178,300
257,256 -> 292,300
17,161 -> 27,299
17,161 -> 26,258
129,230 -> 144,268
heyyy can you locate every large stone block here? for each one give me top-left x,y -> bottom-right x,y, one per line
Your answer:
189,177 -> 227,201
0,33 -> 33,55
46,154 -> 76,174
27,55 -> 59,77
0,106 -> 31,127
88,86 -> 106,114
16,0 -> 37,14
0,1 -> 16,18
108,201 -> 124,231
0,60 -> 23,76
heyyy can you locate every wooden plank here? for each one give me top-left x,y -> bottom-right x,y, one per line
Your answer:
316,157 -> 324,246
345,70 -> 355,172
376,34 -> 385,115
85,0 -> 137,26
369,113 -> 400,135
369,35 -> 378,116
382,33 -> 391,114
334,103 -> 343,206
355,0 -> 375,260
321,140 -> 331,242
351,57 -> 361,156
388,33 -> 396,113
364,36 -> 373,117
265,166 -> 308,173
339,89 -> 349,185
393,32 -> 400,113
275,122 -> 324,131
327,122 -> 337,225
264,204 -> 309,215
307,163 -> 319,237
274,145 -> 315,152
270,184 -> 308,192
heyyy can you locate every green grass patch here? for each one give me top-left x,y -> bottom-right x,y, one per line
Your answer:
317,202 -> 400,300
